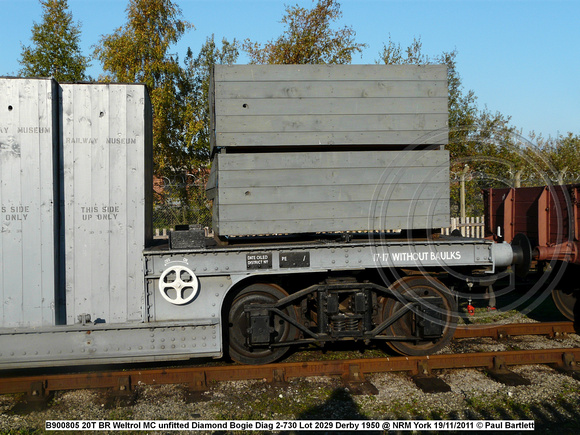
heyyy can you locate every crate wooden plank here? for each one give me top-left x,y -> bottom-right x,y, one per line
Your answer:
216,97 -> 447,116
218,149 -> 447,170
219,200 -> 449,222
0,80 -> 23,327
108,85 -> 128,322
214,64 -> 447,81
215,80 -> 447,100
216,131 -> 447,147
213,150 -> 450,236
127,86 -> 153,320
219,166 -> 448,188
91,85 -> 110,322
216,114 -> 446,133
220,183 -> 448,205
211,65 -> 448,151
219,215 -> 450,236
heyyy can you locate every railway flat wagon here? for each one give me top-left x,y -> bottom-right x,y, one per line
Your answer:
0,67 -> 523,370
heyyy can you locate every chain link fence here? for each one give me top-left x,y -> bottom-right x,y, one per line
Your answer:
153,175 -> 212,238
450,170 -> 580,185
449,169 -> 580,218
152,169 -> 579,239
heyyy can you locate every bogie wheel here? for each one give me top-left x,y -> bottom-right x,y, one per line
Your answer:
552,289 -> 577,321
547,262 -> 579,322
381,276 -> 457,356
227,283 -> 298,365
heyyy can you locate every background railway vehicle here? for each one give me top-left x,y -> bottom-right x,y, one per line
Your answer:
0,66 -> 527,369
484,183 -> 580,322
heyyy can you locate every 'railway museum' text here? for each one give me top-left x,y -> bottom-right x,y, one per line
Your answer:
64,137 -> 137,145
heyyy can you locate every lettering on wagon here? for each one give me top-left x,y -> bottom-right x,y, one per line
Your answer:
17,127 -> 51,134
106,137 -> 137,145
1,205 -> 30,222
373,251 -> 462,263
280,252 -> 310,268
66,137 -> 98,144
80,205 -> 121,221
246,253 -> 272,269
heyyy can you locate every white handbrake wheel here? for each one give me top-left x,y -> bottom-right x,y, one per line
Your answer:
159,266 -> 199,305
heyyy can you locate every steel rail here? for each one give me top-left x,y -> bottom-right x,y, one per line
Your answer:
1,347 -> 579,397
454,321 -> 576,339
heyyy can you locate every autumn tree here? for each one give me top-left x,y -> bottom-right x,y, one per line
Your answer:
19,0 -> 90,81
93,0 -> 193,177
244,0 -> 366,64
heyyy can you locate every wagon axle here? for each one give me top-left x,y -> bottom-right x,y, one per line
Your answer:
228,276 -> 457,364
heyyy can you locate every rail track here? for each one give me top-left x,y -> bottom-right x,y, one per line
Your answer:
1,321 -> 579,402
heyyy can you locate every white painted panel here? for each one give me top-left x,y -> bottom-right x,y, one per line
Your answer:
60,83 -> 152,325
0,78 -> 58,327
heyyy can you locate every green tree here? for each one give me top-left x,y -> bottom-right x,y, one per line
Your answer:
440,51 -> 516,215
172,36 -> 239,226
183,35 -> 239,167
378,35 -> 430,66
378,38 -> 481,155
535,132 -> 580,183
19,0 -> 90,81
93,0 -> 193,177
378,38 -> 517,216
244,0 -> 366,64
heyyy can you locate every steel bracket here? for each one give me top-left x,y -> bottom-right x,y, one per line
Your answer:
411,361 -> 451,393
342,364 -> 378,396
553,352 -> 580,381
487,356 -> 530,386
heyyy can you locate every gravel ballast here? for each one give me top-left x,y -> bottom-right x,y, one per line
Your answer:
1,333 -> 580,434
2,294 -> 580,434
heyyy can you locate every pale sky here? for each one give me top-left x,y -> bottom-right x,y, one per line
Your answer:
1,0 -> 578,139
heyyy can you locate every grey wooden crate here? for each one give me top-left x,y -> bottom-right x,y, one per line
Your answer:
209,150 -> 450,236
0,78 -> 59,327
60,83 -> 153,325
210,65 -> 448,152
